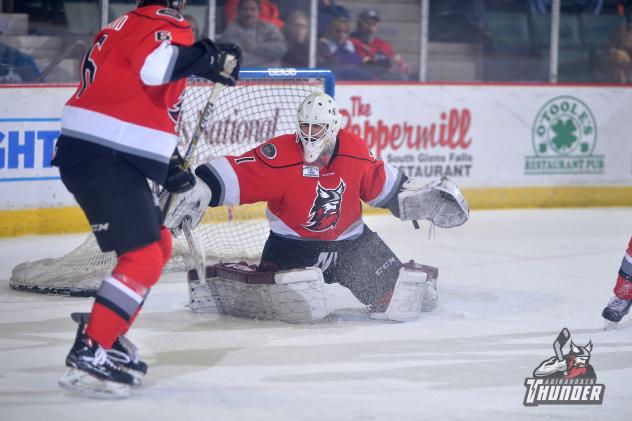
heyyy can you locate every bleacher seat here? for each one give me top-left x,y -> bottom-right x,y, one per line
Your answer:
580,13 -> 625,47
64,1 -> 101,34
531,13 -> 584,49
558,48 -> 593,82
483,12 -> 532,52
0,13 -> 28,35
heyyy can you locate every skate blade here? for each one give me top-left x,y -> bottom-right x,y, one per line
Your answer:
604,320 -> 619,331
58,368 -> 131,399
119,366 -> 144,387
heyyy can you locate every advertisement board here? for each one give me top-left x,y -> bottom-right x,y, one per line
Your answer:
1,83 -> 631,235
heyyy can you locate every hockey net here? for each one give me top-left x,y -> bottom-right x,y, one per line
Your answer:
10,69 -> 334,296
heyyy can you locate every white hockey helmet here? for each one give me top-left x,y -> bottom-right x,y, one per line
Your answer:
296,92 -> 342,163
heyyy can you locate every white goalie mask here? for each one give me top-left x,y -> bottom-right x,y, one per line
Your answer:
296,92 -> 342,164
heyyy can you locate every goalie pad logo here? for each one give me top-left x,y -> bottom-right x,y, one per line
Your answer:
303,180 -> 346,232
523,328 -> 605,406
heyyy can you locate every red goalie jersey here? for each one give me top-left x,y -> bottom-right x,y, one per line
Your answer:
198,129 -> 402,241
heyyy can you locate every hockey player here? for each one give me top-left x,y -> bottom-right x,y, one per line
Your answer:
166,92 -> 469,322
51,0 -> 240,398
602,237 -> 632,324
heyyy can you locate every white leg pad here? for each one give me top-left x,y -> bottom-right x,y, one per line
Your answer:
188,264 -> 328,323
372,263 -> 439,322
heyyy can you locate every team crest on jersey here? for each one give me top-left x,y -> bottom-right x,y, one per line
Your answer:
155,31 -> 172,41
156,8 -> 184,21
303,180 -> 346,232
259,143 -> 277,159
168,95 -> 184,124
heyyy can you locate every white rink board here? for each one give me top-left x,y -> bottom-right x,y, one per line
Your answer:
336,83 -> 632,187
1,84 -> 632,210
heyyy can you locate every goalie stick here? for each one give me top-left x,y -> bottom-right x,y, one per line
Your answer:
159,54 -> 238,282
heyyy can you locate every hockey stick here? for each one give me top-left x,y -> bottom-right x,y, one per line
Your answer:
160,55 -> 237,282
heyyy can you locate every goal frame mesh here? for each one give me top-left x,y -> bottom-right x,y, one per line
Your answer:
9,68 -> 335,296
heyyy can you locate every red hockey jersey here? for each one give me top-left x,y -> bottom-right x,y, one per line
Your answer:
59,6 -> 194,181
202,129 -> 402,241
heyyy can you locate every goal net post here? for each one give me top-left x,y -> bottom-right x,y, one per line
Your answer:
10,68 -> 336,296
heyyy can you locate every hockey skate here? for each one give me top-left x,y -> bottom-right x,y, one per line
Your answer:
58,316 -> 134,399
70,312 -> 148,385
107,335 -> 148,385
602,296 -> 632,328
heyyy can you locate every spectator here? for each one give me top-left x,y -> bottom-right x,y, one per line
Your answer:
607,16 -> 632,82
0,42 -> 40,82
282,10 -> 309,67
318,16 -> 372,80
350,10 -> 410,80
221,0 -> 287,68
318,0 -> 351,36
224,0 -> 284,29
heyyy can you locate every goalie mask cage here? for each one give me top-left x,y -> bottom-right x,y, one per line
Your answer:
10,68 -> 336,296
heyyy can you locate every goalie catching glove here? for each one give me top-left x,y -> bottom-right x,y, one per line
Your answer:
164,176 -> 212,233
398,176 -> 469,228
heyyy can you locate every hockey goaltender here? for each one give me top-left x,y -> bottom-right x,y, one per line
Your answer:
166,92 -> 469,324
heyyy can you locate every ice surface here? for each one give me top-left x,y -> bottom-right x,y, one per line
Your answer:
0,209 -> 631,420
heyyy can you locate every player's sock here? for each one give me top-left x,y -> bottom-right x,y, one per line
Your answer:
602,240 -> 632,323
85,242 -> 163,349
157,226 -> 173,265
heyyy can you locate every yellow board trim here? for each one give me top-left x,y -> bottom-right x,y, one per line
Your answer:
1,186 -> 631,237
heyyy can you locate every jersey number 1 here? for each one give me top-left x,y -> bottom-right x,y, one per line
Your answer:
76,34 -> 108,99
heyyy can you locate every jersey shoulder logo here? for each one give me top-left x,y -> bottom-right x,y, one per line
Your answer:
303,180 -> 346,232
259,143 -> 277,159
156,8 -> 184,21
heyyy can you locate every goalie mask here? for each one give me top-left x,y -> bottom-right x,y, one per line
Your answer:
137,0 -> 186,13
296,93 -> 341,164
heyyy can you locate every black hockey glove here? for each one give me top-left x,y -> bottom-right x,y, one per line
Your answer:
164,151 -> 196,193
195,39 -> 242,86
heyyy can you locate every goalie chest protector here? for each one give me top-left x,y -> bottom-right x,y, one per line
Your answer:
216,129 -> 394,241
